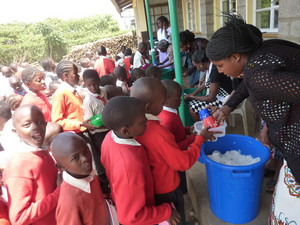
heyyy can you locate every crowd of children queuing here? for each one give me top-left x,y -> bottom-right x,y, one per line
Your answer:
0,37 -> 220,225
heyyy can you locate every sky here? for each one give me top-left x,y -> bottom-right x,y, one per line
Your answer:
0,0 -> 121,24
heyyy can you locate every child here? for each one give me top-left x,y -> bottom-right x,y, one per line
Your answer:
133,42 -> 147,69
101,96 -> 181,225
114,66 -> 129,95
5,94 -> 23,111
41,58 -> 57,88
48,80 -> 61,95
130,68 -> 145,84
158,80 -> 196,195
159,80 -> 195,150
100,75 -> 116,86
50,132 -> 111,225
20,67 -> 52,122
82,69 -> 109,177
124,48 -> 133,82
3,105 -> 60,224
94,46 -> 115,77
104,85 -> 125,100
131,77 -> 216,223
8,76 -> 26,96
52,61 -> 109,195
145,66 -> 162,80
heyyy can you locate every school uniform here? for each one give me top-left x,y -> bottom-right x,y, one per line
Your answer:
124,56 -> 132,81
116,79 -> 129,95
94,56 -> 115,77
133,51 -> 146,69
3,143 -> 59,225
135,114 -> 204,222
101,131 -> 171,225
83,88 -> 109,177
158,107 -> 196,195
21,90 -> 52,122
158,106 -> 195,150
56,171 -> 110,225
51,82 -> 85,133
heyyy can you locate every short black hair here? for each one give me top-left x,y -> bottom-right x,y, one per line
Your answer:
145,66 -> 162,80
49,81 -> 61,93
131,68 -> 145,82
80,58 -> 89,67
97,46 -> 107,56
192,50 -> 209,64
114,66 -> 126,81
124,48 -> 132,56
161,79 -> 182,99
179,30 -> 195,45
41,58 -> 52,71
6,94 -> 23,110
83,69 -> 99,81
102,96 -> 143,130
100,75 -> 116,86
21,67 -> 39,83
0,101 -> 12,120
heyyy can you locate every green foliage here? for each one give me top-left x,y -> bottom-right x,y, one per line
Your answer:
0,14 -> 123,65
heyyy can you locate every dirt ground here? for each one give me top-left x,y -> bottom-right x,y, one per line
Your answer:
184,194 -> 200,224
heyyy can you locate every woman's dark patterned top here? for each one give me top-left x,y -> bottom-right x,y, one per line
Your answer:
225,39 -> 300,183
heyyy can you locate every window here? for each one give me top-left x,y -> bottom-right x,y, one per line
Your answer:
254,0 -> 279,32
149,2 -> 169,35
186,0 -> 195,31
220,0 -> 236,26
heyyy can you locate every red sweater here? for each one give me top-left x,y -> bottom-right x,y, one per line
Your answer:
136,118 -> 204,194
158,109 -> 195,150
0,197 -> 10,225
94,57 -> 115,77
3,151 -> 60,225
101,131 -> 171,225
56,176 -> 110,225
124,57 -> 132,80
21,92 -> 52,122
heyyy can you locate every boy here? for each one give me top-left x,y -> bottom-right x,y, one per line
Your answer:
130,68 -> 145,84
145,66 -> 162,80
94,46 -> 115,77
3,105 -> 60,225
133,42 -> 147,69
131,77 -> 216,223
5,94 -> 23,111
159,80 -> 195,150
114,66 -> 129,95
50,132 -> 110,225
158,80 -> 196,195
41,58 -> 58,88
82,69 -> 109,178
8,76 -> 26,96
101,96 -> 181,225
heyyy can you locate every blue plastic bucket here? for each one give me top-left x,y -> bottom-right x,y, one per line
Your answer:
198,134 -> 270,224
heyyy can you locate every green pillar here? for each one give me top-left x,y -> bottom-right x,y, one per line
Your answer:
168,0 -> 185,125
144,0 -> 156,63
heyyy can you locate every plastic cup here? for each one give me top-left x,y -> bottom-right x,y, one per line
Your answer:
193,121 -> 227,140
90,114 -> 103,127
208,122 -> 227,138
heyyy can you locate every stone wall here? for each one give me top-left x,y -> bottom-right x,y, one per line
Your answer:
278,0 -> 300,44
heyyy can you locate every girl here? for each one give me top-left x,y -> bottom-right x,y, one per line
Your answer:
184,50 -> 233,122
21,67 -> 52,122
156,16 -> 171,43
206,15 -> 300,225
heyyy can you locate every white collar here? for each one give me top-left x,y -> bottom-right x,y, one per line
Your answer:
111,131 -> 141,146
61,81 -> 77,92
87,88 -> 104,98
145,113 -> 161,121
63,170 -> 95,193
100,55 -> 109,59
208,62 -> 213,74
163,106 -> 178,115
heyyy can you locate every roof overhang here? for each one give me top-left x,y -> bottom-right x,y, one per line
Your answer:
111,0 -> 133,14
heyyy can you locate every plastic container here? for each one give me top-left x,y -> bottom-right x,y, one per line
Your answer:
199,108 -> 219,128
194,121 -> 227,138
90,114 -> 103,127
198,134 -> 270,224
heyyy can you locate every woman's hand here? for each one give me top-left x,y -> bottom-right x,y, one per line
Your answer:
184,94 -> 191,101
211,105 -> 233,125
81,119 -> 99,131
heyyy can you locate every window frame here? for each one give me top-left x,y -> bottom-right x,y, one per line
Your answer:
185,0 -> 194,31
254,0 -> 279,33
220,0 -> 237,27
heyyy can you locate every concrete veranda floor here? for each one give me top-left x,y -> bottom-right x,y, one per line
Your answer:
182,75 -> 273,225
